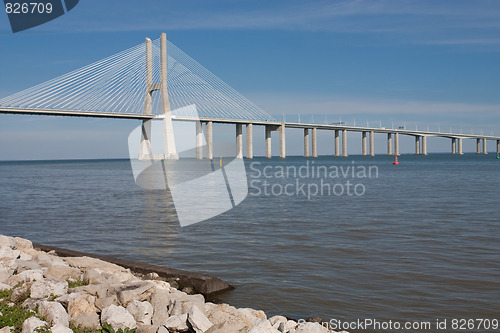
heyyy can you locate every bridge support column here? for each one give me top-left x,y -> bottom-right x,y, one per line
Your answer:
370,131 -> 375,156
236,124 -> 243,159
205,121 -> 213,160
312,128 -> 317,157
246,124 -> 253,159
139,119 -> 152,160
422,136 -> 428,155
458,138 -> 463,155
362,131 -> 367,156
476,138 -> 481,154
334,130 -> 340,156
342,129 -> 348,157
196,121 -> 203,160
265,126 -> 272,159
280,123 -> 286,158
139,37 -> 153,161
387,133 -> 393,155
415,136 -> 421,155
497,140 -> 500,155
394,133 -> 400,156
482,138 -> 487,154
304,129 -> 310,157
160,33 -> 178,159
451,138 -> 457,154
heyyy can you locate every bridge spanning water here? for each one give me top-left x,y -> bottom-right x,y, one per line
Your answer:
1,33 -> 499,158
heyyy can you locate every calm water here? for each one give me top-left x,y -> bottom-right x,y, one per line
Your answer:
1,154 -> 499,328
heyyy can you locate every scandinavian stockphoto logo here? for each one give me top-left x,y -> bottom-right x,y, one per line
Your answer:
4,0 -> 79,33
128,105 -> 248,227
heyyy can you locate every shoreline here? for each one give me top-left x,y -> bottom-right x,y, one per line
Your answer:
0,234 -> 340,333
31,243 -> 233,298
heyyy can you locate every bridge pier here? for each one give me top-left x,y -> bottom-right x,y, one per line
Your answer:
458,138 -> 463,155
196,122 -> 203,160
280,123 -> 286,158
394,133 -> 400,155
476,138 -> 481,154
160,33 -> 178,160
236,124 -> 243,159
334,130 -> 340,157
138,38 -> 153,161
265,126 -> 272,158
246,124 -> 253,159
312,128 -> 317,157
482,138 -> 488,154
497,140 -> 500,155
387,133 -> 393,155
342,129 -> 348,157
422,136 -> 428,155
304,129 -> 310,157
415,136 -> 421,155
370,131 -> 375,156
139,119 -> 152,160
362,131 -> 367,156
205,121 -> 213,160
451,138 -> 457,154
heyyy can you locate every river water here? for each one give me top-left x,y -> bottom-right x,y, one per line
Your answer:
0,154 -> 499,328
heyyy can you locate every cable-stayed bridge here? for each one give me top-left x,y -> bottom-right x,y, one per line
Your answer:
1,33 -> 499,158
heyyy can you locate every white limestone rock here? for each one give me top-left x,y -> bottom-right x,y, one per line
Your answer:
14,237 -> 33,249
67,293 -> 98,319
14,260 -> 41,272
188,305 -> 213,333
237,308 -> 267,327
150,289 -> 171,326
0,326 -> 14,333
7,269 -> 43,287
269,315 -> 288,328
50,324 -> 73,333
101,304 -> 137,330
163,313 -> 189,332
46,264 -> 81,281
38,301 -> 70,327
278,320 -> 298,333
127,300 -> 154,325
206,304 -> 251,332
117,281 -> 155,307
83,268 -> 107,285
0,268 -> 12,284
21,317 -> 48,333
0,246 -> 20,260
71,312 -> 101,330
30,278 -> 68,299
0,283 -> 12,290
168,292 -> 205,316
247,319 -> 280,333
137,324 -> 161,333
156,326 -> 169,333
36,253 -> 65,268
0,235 -> 17,249
95,296 -> 118,312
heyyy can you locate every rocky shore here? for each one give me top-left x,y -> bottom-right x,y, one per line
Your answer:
0,235 -> 341,333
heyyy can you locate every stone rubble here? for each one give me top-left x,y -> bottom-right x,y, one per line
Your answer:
0,234 -> 346,333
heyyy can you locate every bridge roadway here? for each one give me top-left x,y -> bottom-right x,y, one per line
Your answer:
1,107 -> 499,158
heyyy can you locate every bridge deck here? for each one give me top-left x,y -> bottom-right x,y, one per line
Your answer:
1,107 -> 499,140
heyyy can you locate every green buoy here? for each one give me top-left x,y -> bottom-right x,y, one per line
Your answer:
497,153 -> 500,159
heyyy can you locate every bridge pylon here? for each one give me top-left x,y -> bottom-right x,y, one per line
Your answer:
139,33 -> 178,160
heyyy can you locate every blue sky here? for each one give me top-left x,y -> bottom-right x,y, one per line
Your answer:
1,0 -> 500,159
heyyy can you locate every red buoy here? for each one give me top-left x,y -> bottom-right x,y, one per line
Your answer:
393,155 -> 399,165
